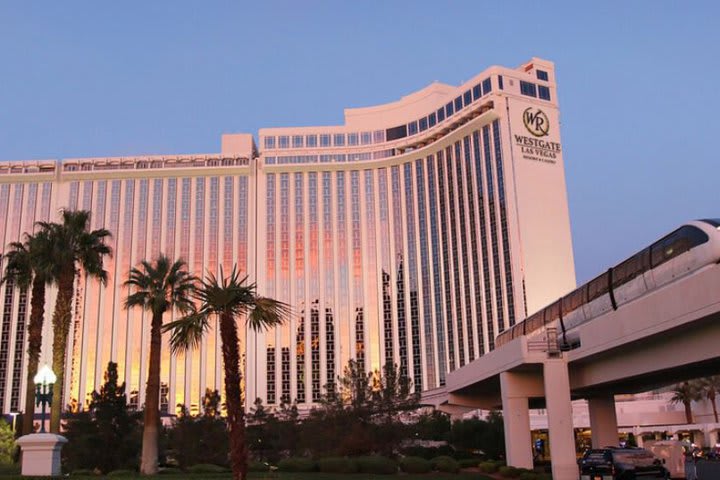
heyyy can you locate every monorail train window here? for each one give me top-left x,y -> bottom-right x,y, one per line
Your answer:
587,271 -> 610,302
562,288 -> 584,316
612,249 -> 651,287
526,311 -> 544,334
700,218 -> 720,227
650,226 -> 709,267
545,301 -> 560,323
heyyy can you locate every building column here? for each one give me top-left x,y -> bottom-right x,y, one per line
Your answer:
500,371 -> 533,469
588,395 -> 618,448
543,359 -> 577,480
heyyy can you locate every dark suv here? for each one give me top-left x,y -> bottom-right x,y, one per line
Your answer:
579,448 -> 669,479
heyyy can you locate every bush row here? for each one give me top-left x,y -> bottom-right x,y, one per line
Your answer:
275,455 -> 466,474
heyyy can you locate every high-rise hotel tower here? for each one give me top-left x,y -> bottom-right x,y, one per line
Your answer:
0,58 -> 575,415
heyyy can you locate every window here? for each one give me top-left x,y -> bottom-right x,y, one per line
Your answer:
536,69 -> 549,81
373,130 -> 385,143
306,134 -> 318,147
292,135 -> 304,148
264,136 -> 276,149
650,226 -> 709,267
278,136 -> 289,148
407,121 -> 418,135
498,75 -> 504,90
428,112 -> 436,127
386,124 -> 407,141
482,77 -> 492,94
520,81 -> 537,97
360,132 -> 372,145
538,85 -> 551,101
445,101 -> 454,117
454,96 -> 463,112
347,133 -> 358,146
463,89 -> 472,106
333,134 -> 345,146
320,134 -> 331,147
436,107 -> 445,122
472,83 -> 482,100
419,117 -> 428,132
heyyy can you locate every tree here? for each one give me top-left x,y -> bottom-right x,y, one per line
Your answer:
699,376 -> 720,423
2,227 -> 55,435
164,267 -> 289,480
63,362 -> 142,473
40,210 -> 112,433
124,255 -> 195,475
0,420 -> 15,465
670,381 -> 701,424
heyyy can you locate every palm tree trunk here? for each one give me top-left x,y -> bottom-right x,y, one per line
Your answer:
140,311 -> 163,475
219,313 -> 247,480
22,278 -> 46,435
50,268 -> 75,433
684,400 -> 694,424
710,391 -> 719,423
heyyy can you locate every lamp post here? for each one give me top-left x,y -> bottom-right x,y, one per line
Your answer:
8,412 -> 18,433
33,364 -> 56,434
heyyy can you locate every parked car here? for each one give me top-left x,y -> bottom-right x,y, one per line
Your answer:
579,447 -> 669,479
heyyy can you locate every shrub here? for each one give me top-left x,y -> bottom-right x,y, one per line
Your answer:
479,461 -> 500,473
399,456 -> 432,474
158,467 -> 182,475
277,457 -> 317,472
356,456 -> 398,474
400,445 -> 455,459
248,461 -> 270,472
519,472 -> 539,480
186,463 -> 228,473
107,469 -> 137,477
318,457 -> 359,473
432,455 -> 460,473
459,458 -> 481,468
499,465 -> 522,478
71,469 -> 97,476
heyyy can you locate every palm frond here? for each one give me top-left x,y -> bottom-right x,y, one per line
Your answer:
247,296 -> 292,332
162,313 -> 209,354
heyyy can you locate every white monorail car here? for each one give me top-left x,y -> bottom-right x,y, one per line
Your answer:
495,219 -> 720,349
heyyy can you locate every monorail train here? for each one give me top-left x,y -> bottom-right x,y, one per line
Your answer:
495,219 -> 720,349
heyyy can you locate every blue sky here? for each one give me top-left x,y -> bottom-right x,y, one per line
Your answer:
1,1 -> 718,284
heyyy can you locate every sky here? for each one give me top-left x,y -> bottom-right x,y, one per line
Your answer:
1,1 -> 718,284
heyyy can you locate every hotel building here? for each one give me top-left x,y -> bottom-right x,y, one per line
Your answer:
0,57 -> 575,416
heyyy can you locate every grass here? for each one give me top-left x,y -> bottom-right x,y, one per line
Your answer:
2,473 -> 494,480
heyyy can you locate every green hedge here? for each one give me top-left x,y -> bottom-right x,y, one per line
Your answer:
186,464 -> 228,474
479,461 -> 501,473
431,455 -> 460,473
355,456 -> 398,475
498,465 -> 523,478
157,467 -> 182,475
459,458 -> 481,468
399,456 -> 432,474
248,461 -> 270,472
107,469 -> 137,477
277,457 -> 317,472
518,472 -> 540,480
318,457 -> 359,473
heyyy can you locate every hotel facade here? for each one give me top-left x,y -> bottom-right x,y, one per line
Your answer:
0,57 -> 575,416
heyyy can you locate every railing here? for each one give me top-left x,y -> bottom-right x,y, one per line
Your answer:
526,328 -> 562,357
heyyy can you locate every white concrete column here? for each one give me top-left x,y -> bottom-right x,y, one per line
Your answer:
500,371 -> 533,469
588,394 -> 619,448
543,359 -> 577,480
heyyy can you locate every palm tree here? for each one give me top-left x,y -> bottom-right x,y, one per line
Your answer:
670,381 -> 701,424
124,255 -> 196,475
699,376 -> 720,423
164,267 -> 289,480
2,227 -> 55,434
40,210 -> 112,433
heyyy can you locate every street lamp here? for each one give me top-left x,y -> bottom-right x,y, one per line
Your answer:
33,365 -> 56,433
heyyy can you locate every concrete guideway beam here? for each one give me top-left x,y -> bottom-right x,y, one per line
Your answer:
588,395 -> 619,449
543,359 -> 577,480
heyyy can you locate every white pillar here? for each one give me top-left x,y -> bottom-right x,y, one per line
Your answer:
16,433 -> 68,477
543,359 -> 577,480
588,395 -> 619,449
500,371 -> 533,469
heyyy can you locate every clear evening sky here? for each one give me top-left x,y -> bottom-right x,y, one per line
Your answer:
1,1 -> 718,285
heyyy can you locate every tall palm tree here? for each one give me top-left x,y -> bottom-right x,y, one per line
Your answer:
670,381 -> 701,424
2,227 -> 55,434
124,255 -> 196,475
40,210 -> 112,433
699,376 -> 720,423
164,267 -> 289,480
